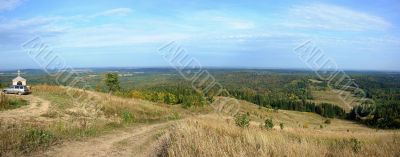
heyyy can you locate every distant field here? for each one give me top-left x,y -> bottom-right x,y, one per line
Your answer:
311,89 -> 361,112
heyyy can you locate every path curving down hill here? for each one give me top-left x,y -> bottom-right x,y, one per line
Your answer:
41,122 -> 170,157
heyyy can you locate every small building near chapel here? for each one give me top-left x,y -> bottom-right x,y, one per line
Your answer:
12,70 -> 27,86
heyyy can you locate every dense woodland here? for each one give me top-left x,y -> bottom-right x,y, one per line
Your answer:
0,69 -> 399,128
347,74 -> 400,128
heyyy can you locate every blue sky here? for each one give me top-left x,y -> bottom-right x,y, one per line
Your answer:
0,0 -> 399,71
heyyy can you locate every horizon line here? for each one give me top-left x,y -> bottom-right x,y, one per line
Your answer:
0,66 -> 399,73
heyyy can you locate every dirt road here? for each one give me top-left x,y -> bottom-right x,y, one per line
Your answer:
41,122 -> 170,157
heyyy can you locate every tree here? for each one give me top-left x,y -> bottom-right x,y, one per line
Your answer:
104,73 -> 120,92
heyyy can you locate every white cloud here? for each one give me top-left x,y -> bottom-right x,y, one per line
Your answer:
212,16 -> 255,30
0,0 -> 23,11
0,17 -> 54,30
187,10 -> 255,30
283,3 -> 392,31
50,26 -> 191,48
0,7 -> 133,32
92,8 -> 133,17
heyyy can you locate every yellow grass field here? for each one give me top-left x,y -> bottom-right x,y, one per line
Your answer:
158,98 -> 400,157
311,89 -> 361,112
161,115 -> 400,157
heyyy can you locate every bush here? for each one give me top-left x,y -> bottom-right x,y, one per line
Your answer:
279,123 -> 284,130
349,138 -> 362,153
234,113 -> 250,128
121,110 -> 135,123
324,119 -> 331,124
332,138 -> 362,153
264,118 -> 274,130
168,112 -> 181,120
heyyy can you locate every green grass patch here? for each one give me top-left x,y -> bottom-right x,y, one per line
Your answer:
0,94 -> 29,111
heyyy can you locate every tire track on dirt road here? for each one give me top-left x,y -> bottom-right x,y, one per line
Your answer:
41,122 -> 171,157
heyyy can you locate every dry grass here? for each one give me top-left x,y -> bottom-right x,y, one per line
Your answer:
0,93 -> 29,111
311,89 -> 360,112
31,85 -> 182,122
0,85 -> 185,156
155,98 -> 400,157
227,97 -> 369,132
2,85 -> 399,156
160,115 -> 400,157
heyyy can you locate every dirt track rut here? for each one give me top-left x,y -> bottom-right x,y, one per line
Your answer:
41,122 -> 170,157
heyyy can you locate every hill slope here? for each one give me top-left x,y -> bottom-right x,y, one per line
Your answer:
157,97 -> 400,157
1,85 -> 399,157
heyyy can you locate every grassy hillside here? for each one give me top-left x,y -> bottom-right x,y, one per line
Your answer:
232,97 -> 371,131
310,88 -> 361,112
157,98 -> 400,157
0,85 -> 188,156
31,85 -> 182,122
161,115 -> 399,157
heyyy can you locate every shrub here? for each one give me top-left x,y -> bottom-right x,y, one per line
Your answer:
206,96 -> 215,104
332,138 -> 362,153
168,112 -> 181,120
279,123 -> 284,130
121,110 -> 135,123
324,119 -> 331,124
234,113 -> 250,128
349,138 -> 362,153
264,118 -> 274,130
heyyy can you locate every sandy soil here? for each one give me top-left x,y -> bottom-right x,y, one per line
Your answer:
41,122 -> 170,157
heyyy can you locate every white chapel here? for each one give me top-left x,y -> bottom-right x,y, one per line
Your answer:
12,70 -> 27,86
